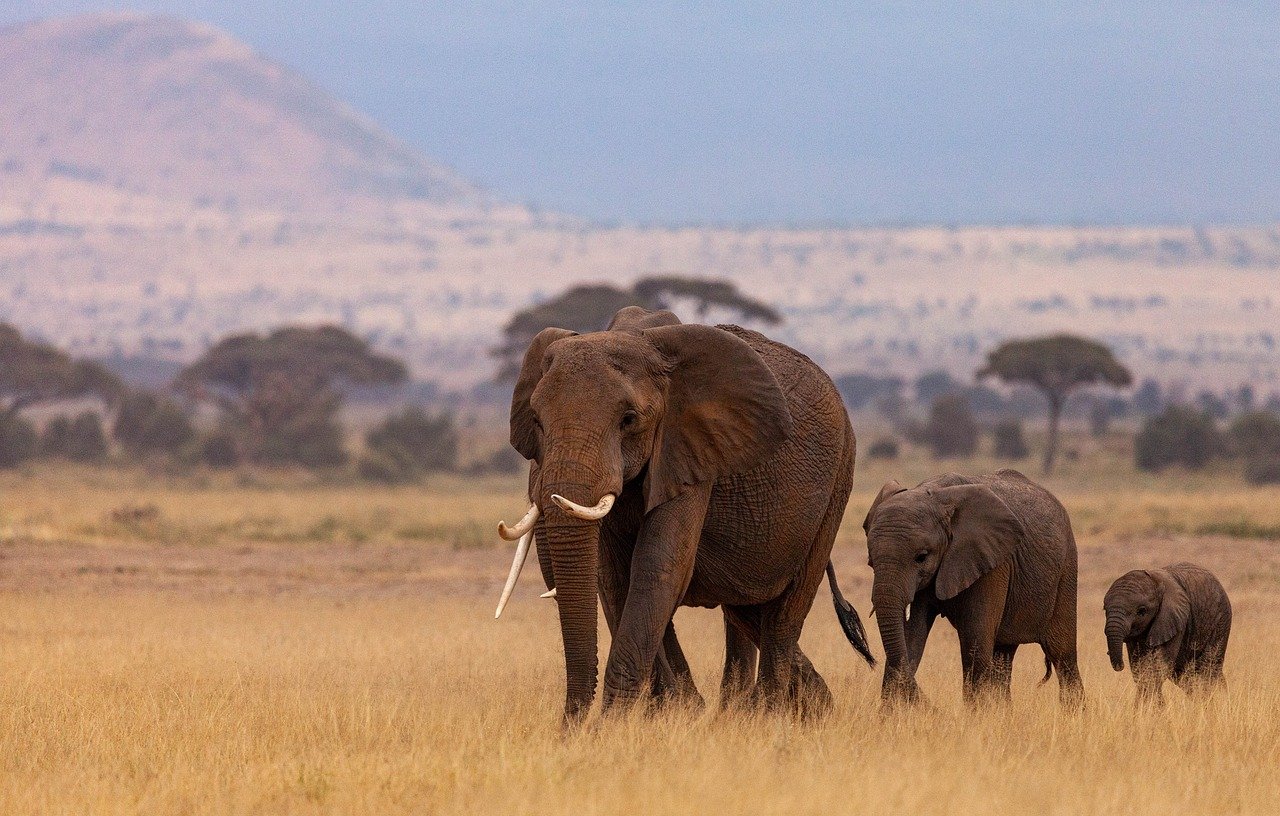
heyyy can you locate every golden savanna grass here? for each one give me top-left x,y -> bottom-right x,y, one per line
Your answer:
1,448 -> 1279,814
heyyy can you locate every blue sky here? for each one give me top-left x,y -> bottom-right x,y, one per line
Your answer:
4,1 -> 1279,224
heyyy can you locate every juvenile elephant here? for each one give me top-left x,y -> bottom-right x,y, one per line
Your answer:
863,470 -> 1083,707
494,307 -> 873,723
1103,563 -> 1231,704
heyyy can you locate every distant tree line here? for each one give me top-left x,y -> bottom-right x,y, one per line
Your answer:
0,323 -> 510,482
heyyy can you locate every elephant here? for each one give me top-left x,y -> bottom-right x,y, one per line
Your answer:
493,306 -> 874,723
862,469 -> 1083,707
1103,562 -> 1231,705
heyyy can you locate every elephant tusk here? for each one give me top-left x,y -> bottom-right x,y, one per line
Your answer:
550,493 -> 615,520
540,588 -> 557,599
494,531 -> 534,619
498,503 -> 539,541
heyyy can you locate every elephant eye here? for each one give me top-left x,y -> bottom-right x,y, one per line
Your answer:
914,551 -> 928,563
1137,606 -> 1147,614
620,410 -> 639,431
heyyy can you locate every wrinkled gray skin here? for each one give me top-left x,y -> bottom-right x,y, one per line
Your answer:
1103,563 -> 1231,705
864,469 -> 1083,707
513,307 -> 871,724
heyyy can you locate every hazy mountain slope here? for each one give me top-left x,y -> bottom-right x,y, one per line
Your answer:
0,12 -> 484,209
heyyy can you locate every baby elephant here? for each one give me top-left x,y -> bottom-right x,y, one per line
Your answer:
1103,563 -> 1231,704
864,469 -> 1082,708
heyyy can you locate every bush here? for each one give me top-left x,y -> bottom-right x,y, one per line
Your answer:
357,448 -> 418,484
925,394 -> 978,458
0,414 -> 38,467
39,415 -> 73,456
1088,402 -> 1111,437
195,430 -> 240,469
866,438 -> 899,460
1244,453 -> 1280,485
365,407 -> 458,474
1134,406 -> 1224,471
464,445 -> 526,475
113,390 -> 195,455
992,420 -> 1029,459
1229,411 -> 1280,457
65,411 -> 108,461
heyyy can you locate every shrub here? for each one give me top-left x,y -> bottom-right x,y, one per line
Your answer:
196,430 -> 240,469
925,394 -> 978,458
465,445 -> 526,475
0,414 -> 38,467
866,438 -> 899,460
365,407 -> 458,474
357,448 -> 418,484
1244,453 -> 1280,485
992,420 -> 1029,459
39,415 -> 73,456
1229,411 -> 1280,457
113,390 -> 195,455
1134,406 -> 1224,471
1089,402 -> 1111,437
65,411 -> 108,461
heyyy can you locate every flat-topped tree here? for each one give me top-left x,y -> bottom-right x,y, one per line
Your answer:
979,334 -> 1132,474
0,323 -> 122,419
491,276 -> 782,380
176,325 -> 407,466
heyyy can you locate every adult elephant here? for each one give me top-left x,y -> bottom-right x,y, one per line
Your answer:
494,307 -> 873,723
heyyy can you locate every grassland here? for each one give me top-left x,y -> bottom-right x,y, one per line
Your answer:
1,448 -> 1279,814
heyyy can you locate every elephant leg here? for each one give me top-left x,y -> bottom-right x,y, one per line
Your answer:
954,606 -> 1000,705
601,485 -> 710,711
720,606 -> 759,707
906,597 -> 938,674
657,622 -> 704,708
991,644 -> 1017,701
1131,652 -> 1166,708
1044,558 -> 1084,709
789,647 -> 833,718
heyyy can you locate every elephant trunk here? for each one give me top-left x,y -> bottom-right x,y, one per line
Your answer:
872,579 -> 917,703
1105,612 -> 1128,672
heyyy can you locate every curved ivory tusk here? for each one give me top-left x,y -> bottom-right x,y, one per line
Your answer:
550,493 -> 615,520
493,531 -> 533,619
540,588 -> 557,599
497,503 -> 539,541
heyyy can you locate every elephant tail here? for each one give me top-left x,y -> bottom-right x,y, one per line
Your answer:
1038,653 -> 1053,686
826,562 -> 876,667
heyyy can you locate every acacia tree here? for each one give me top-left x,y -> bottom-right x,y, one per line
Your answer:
0,323 -> 122,420
491,276 -> 782,380
175,325 -> 407,466
978,334 -> 1132,474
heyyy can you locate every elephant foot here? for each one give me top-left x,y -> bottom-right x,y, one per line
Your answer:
879,677 -> 925,712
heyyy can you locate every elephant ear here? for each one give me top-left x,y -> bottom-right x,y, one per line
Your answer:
509,327 -> 577,461
863,480 -> 906,533
640,324 -> 793,511
1147,569 -> 1191,647
607,306 -> 681,332
933,484 -> 1027,601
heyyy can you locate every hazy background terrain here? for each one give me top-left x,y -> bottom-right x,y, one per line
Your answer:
1,7 -> 1278,392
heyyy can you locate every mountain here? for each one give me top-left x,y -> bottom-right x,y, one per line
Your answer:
0,13 -> 1277,394
0,12 -> 484,210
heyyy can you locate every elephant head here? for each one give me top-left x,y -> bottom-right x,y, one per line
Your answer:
863,479 -> 1026,697
1103,569 -> 1189,671
499,308 -> 793,721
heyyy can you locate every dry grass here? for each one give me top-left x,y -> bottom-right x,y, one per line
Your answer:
1,460 -> 1279,814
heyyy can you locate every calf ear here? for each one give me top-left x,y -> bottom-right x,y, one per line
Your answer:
1147,570 -> 1191,646
863,480 -> 906,533
607,306 -> 681,332
933,484 -> 1027,600
640,324 -> 793,511
509,327 -> 577,461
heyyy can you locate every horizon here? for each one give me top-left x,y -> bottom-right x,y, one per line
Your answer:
3,3 -> 1278,226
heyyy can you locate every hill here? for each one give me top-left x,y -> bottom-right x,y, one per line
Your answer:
0,12 -> 485,210
0,13 -> 1278,394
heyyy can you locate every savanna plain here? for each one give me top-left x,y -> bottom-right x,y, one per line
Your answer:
1,438 -> 1279,815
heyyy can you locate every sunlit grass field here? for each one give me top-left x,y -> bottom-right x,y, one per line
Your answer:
1,440 -> 1278,814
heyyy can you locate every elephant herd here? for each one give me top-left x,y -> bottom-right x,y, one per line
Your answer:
493,309 -> 1232,723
